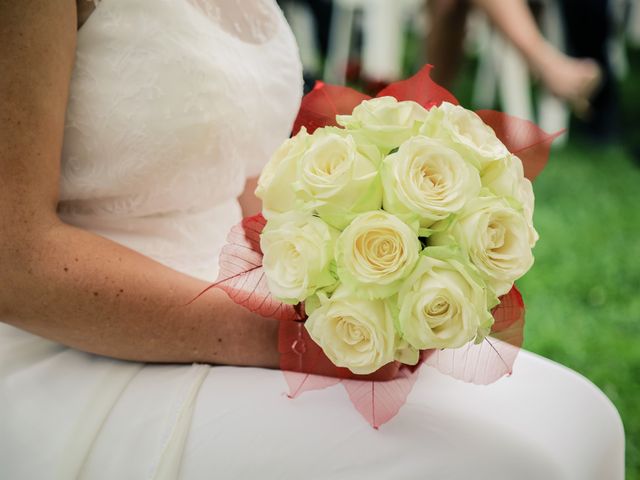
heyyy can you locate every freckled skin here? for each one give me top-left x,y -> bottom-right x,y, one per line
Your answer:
0,0 -> 278,368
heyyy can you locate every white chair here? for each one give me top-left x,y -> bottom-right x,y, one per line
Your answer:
280,1 -> 322,78
629,0 -> 640,46
324,0 -> 423,85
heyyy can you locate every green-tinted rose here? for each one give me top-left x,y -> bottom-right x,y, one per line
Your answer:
294,130 -> 382,229
481,154 -> 538,246
398,247 -> 496,350
255,127 -> 310,218
382,135 -> 481,227
261,213 -> 338,304
336,96 -> 428,153
336,210 -> 420,299
420,102 -> 509,171
430,196 -> 534,296
305,287 -> 398,374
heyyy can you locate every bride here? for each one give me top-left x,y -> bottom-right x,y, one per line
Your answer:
0,0 -> 625,478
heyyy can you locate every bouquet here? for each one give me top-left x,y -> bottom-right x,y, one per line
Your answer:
199,65 -> 561,428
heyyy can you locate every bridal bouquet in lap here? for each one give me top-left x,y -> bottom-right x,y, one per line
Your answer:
206,65 -> 560,427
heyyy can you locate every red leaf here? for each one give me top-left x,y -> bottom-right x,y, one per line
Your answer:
341,365 -> 423,429
278,320 -> 422,427
292,81 -> 371,135
490,285 -> 525,347
424,287 -> 525,385
376,64 -> 459,108
278,320 -> 344,397
476,110 -> 564,181
191,215 -> 301,321
283,372 -> 342,399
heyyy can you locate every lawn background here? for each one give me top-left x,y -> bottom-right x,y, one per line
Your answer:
347,34 -> 640,476
450,47 -> 640,478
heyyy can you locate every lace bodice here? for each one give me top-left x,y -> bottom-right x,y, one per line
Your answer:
58,0 -> 303,280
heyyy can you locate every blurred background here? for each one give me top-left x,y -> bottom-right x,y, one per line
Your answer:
278,0 -> 639,476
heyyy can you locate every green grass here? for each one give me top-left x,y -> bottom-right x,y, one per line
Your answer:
438,46 -> 640,479
398,40 -> 640,476
520,143 -> 640,479
519,47 -> 640,479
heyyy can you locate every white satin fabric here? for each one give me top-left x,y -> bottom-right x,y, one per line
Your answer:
0,1 -> 624,479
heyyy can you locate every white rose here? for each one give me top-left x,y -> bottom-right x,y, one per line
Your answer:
382,135 -> 481,227
304,287 -> 397,374
394,336 -> 420,365
482,154 -> 538,246
518,177 -> 538,246
336,210 -> 421,299
336,96 -> 428,152
261,213 -> 338,304
430,196 -> 534,296
295,130 -> 382,229
420,102 -> 509,170
397,247 -> 496,350
255,127 -> 310,218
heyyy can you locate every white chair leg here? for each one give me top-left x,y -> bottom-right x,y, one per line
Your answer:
472,15 -> 499,110
361,0 -> 405,82
538,0 -> 569,144
630,0 -> 640,46
498,34 -> 535,122
609,0 -> 630,79
282,1 -> 321,77
324,2 -> 355,85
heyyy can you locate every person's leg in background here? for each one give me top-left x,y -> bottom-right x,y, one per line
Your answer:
426,0 -> 471,88
427,0 -> 601,110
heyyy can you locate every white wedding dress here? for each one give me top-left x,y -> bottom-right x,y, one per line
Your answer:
0,1 -> 625,479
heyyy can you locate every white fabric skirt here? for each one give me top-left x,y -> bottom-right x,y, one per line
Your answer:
0,323 -> 624,480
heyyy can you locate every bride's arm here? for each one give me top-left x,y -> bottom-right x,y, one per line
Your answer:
238,177 -> 262,218
0,0 -> 280,368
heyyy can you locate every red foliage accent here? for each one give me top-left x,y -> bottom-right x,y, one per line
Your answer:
193,215 -> 301,321
282,372 -> 343,399
279,321 -> 400,381
376,64 -> 459,108
279,320 -> 354,388
491,285 -> 525,347
292,82 -> 371,135
342,365 -> 423,429
476,110 -> 564,181
279,320 -> 424,427
424,286 -> 525,385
